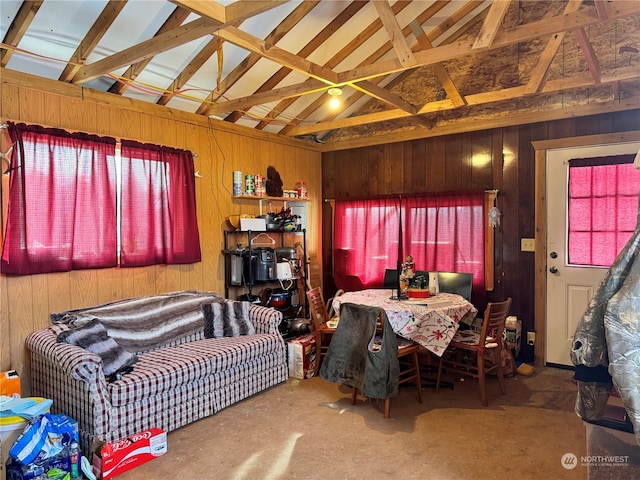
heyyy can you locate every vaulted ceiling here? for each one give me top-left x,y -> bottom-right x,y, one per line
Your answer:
1,1 -> 640,151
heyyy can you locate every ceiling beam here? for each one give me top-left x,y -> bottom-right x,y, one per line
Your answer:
172,0 -> 287,24
223,0 -> 359,123
157,37 -> 222,106
214,26 -> 338,85
276,1 -> 481,134
318,100 -> 640,152
525,0 -> 583,94
225,1 -> 289,23
373,0 -> 416,67
110,6 -> 192,95
409,19 -> 466,107
473,0 -> 511,49
71,1 -> 286,86
288,64 -> 640,136
338,1 -> 640,85
209,2 -> 639,118
573,28 -> 601,84
260,1 -> 420,131
594,0 -> 609,20
171,0 -> 226,22
59,1 -> 128,82
0,1 -> 43,67
71,17 -> 219,84
350,80 -> 417,114
203,79 -> 328,115
195,1 -> 320,116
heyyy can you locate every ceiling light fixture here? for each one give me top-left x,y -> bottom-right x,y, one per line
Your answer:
327,87 -> 342,109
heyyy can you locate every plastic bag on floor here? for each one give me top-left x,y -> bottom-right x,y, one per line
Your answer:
9,412 -> 79,465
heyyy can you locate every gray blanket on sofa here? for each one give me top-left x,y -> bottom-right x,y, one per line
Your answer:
51,290 -> 223,353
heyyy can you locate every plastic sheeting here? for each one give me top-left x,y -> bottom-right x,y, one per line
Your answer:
571,194 -> 640,445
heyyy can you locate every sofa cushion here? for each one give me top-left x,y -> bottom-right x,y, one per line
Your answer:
202,300 -> 255,338
108,334 -> 281,406
57,319 -> 137,377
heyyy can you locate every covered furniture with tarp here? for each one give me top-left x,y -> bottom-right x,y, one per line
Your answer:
571,193 -> 640,446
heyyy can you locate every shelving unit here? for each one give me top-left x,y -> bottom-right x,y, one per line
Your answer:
222,229 -> 308,314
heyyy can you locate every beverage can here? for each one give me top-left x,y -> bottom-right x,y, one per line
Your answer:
69,441 -> 80,478
233,171 -> 242,196
255,174 -> 266,196
295,181 -> 308,198
245,174 -> 255,195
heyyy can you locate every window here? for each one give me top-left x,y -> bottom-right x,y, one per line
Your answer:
1,123 -> 201,275
568,154 -> 639,267
333,191 -> 485,300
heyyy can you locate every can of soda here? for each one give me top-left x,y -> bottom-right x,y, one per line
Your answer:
233,171 -> 242,196
255,174 -> 266,196
245,174 -> 255,195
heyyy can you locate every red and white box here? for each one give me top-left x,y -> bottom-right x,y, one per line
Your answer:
287,334 -> 316,379
93,428 -> 167,479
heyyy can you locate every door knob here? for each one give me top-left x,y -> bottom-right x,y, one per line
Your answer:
549,266 -> 558,274
550,251 -> 558,259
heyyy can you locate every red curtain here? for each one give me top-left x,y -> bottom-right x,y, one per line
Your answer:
333,192 -> 485,297
568,154 -> 639,266
333,197 -> 401,291
1,122 -> 117,274
402,192 -> 485,299
120,140 -> 201,267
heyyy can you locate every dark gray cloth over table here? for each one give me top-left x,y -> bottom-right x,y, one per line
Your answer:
320,302 -> 399,399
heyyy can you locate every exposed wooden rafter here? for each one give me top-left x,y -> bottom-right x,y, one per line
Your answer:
472,0 -> 511,49
0,0 -> 43,67
373,0 -> 416,67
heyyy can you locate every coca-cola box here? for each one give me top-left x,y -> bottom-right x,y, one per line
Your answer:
92,428 -> 167,479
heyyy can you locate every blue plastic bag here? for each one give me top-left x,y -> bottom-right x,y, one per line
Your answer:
9,412 -> 79,465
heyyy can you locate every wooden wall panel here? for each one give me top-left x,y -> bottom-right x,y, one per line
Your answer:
322,109 -> 640,363
0,77 -> 321,394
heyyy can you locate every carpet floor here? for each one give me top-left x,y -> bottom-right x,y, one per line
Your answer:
114,366 -> 639,480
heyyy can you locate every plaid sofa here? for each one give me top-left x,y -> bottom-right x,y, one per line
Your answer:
26,292 -> 288,455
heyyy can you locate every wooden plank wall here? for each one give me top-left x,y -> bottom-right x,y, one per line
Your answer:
322,109 -> 640,363
0,73 -> 322,395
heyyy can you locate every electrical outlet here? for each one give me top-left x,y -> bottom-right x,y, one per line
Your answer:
527,331 -> 536,346
521,238 -> 535,252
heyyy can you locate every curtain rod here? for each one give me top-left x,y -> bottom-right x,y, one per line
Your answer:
325,189 -> 499,202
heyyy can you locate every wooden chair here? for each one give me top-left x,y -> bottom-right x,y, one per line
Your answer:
351,309 -> 423,418
435,298 -> 512,406
307,287 -> 339,376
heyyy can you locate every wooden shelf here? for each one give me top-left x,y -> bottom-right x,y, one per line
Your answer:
232,195 -> 309,215
232,195 -> 309,202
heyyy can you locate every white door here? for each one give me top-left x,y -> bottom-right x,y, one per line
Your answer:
546,141 -> 640,366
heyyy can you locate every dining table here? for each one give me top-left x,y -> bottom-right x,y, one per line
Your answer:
331,289 -> 478,357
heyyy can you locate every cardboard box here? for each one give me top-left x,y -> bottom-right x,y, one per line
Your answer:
504,316 -> 521,358
93,428 -> 167,479
287,334 -> 316,379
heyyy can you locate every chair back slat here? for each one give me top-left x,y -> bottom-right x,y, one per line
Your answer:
307,287 -> 330,330
480,298 -> 512,343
